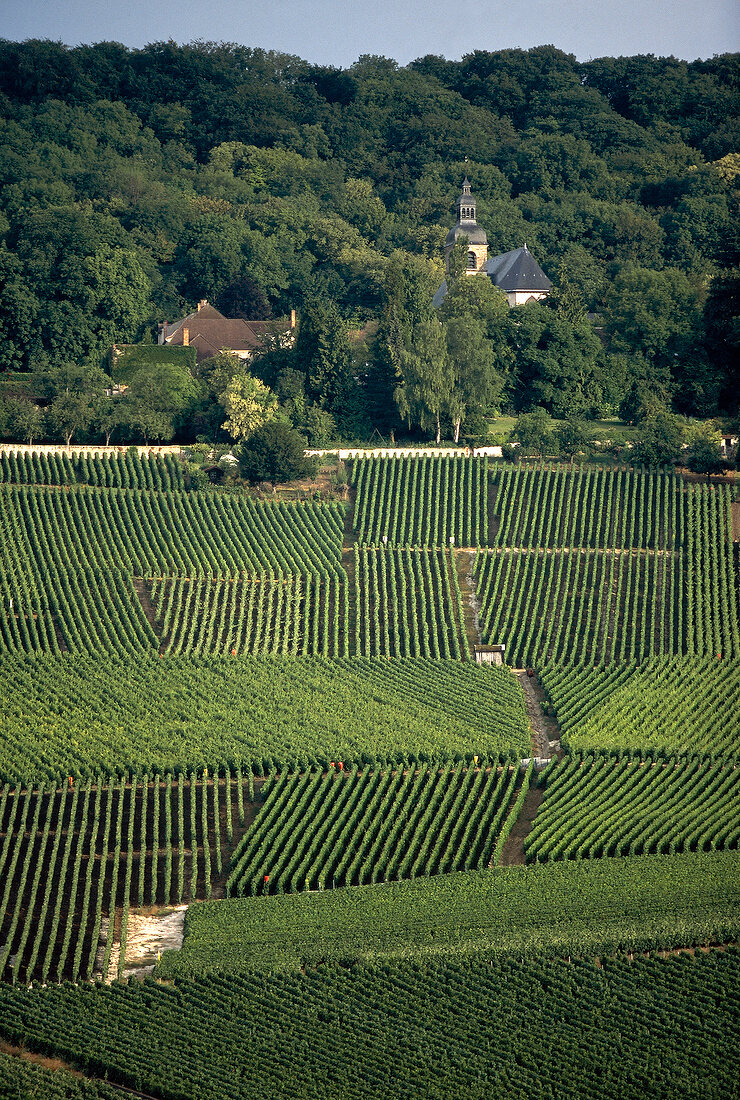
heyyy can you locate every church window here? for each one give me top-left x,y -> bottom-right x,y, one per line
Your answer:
467,251 -> 477,269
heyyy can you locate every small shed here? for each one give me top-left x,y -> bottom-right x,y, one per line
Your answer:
203,464 -> 225,484
474,644 -> 505,667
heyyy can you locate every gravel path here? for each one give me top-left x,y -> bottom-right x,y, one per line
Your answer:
513,670 -> 562,761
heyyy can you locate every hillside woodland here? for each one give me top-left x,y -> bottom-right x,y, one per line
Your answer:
0,41 -> 738,443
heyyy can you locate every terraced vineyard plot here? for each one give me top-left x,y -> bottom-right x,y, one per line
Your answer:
476,479 -> 739,664
355,547 -> 468,657
492,464 -> 680,549
159,850 -> 740,975
683,481 -> 740,657
351,455 -> 489,546
540,657 -> 740,757
0,656 -> 529,781
0,448 -> 185,490
1,951 -> 737,1100
0,485 -> 346,656
476,465 -> 739,664
525,755 -> 740,862
150,574 -> 348,657
0,770 -> 251,984
475,547 -> 678,665
226,761 -> 523,896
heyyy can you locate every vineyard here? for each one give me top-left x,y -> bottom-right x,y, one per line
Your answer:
0,655 -> 529,780
540,657 -> 740,756
524,754 -> 740,861
491,464 -> 680,549
351,454 -> 489,546
354,547 -> 468,657
0,951 -> 735,1099
0,448 -> 185,491
0,451 -> 737,1097
0,769 -> 254,984
159,850 -> 740,975
151,573 -> 348,657
225,760 -> 524,896
0,1053 -> 125,1100
475,545 -> 678,664
475,473 -> 739,665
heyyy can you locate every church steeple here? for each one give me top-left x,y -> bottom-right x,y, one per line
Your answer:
456,177 -> 476,224
444,176 -> 488,275
434,175 -> 553,309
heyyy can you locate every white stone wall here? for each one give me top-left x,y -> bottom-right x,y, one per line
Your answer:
507,289 -> 549,307
306,445 -> 505,459
0,443 -> 184,458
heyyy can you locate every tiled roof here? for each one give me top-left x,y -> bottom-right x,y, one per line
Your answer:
484,247 -> 552,292
432,280 -> 449,308
162,304 -> 291,359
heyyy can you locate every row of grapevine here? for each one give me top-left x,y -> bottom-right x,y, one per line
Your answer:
491,464 -> 680,550
149,574 -> 348,657
0,484 -> 345,581
161,850 -> 740,976
684,482 -> 740,658
0,769 -> 249,983
0,449 -> 185,490
226,761 -> 522,895
539,657 -> 740,758
475,547 -> 679,665
355,546 -> 468,658
0,951 -> 736,1099
525,754 -> 740,861
351,455 -> 489,546
0,655 -> 530,782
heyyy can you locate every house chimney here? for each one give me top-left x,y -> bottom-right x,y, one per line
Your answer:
198,299 -> 207,311
290,308 -> 296,329
182,327 -> 189,346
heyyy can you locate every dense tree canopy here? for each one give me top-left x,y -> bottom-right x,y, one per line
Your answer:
0,38 -> 737,442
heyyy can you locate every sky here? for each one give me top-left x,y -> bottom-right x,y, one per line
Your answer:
1,0 -> 737,66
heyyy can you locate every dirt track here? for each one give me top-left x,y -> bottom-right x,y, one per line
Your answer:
513,670 -> 562,760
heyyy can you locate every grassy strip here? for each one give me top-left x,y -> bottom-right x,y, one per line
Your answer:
157,849 -> 740,976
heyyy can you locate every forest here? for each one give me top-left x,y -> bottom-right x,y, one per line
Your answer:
0,40 -> 738,445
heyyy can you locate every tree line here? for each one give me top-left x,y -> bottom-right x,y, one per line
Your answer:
0,39 -> 737,450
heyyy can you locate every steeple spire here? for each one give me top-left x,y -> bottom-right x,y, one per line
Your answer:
443,175 -> 488,276
456,177 -> 476,224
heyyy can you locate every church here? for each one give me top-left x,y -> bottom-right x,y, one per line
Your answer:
433,177 -> 552,308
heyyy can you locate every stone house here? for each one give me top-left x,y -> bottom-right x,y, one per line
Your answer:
158,300 -> 296,363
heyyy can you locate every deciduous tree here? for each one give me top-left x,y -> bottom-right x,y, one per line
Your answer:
220,374 -> 278,442
395,316 -> 451,443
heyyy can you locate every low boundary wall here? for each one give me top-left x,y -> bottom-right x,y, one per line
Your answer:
306,446 -> 504,459
0,443 -> 183,458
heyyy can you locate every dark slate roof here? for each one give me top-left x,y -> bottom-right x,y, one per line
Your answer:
484,246 -> 552,292
445,223 -> 488,247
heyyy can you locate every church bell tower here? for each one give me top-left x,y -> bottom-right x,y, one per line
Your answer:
444,177 -> 488,275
